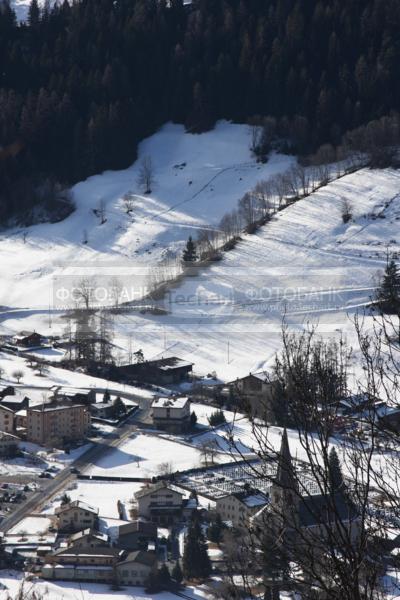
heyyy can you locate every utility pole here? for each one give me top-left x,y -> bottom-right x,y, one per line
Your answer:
227,340 -> 230,364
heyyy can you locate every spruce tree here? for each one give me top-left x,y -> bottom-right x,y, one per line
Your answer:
376,255 -> 400,314
182,236 -> 198,262
328,447 -> 345,493
183,514 -> 211,580
28,0 -> 40,27
190,410 -> 197,428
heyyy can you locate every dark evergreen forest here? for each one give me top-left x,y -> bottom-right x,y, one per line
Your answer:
0,0 -> 399,223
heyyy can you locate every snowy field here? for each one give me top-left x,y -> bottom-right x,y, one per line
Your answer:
0,571 -> 209,600
108,167 -> 400,381
0,351 -> 153,400
45,480 -> 142,520
84,432 -> 206,478
0,121 -> 292,323
1,122 -> 397,381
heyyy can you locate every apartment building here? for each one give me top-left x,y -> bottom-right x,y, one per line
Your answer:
0,405 -> 15,433
27,403 -> 90,447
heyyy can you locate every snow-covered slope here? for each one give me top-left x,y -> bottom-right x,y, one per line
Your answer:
2,119 -> 400,382
1,121 -> 292,310
108,168 -> 400,380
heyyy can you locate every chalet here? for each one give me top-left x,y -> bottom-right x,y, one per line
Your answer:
228,371 -> 277,415
0,405 -> 15,433
1,394 -> 29,411
117,521 -> 157,552
115,356 -> 193,385
66,528 -> 109,550
90,401 -> 115,419
50,386 -> 96,406
0,431 -> 19,456
12,331 -> 44,348
135,481 -> 184,525
55,501 -> 99,533
116,550 -> 157,586
151,396 -> 191,433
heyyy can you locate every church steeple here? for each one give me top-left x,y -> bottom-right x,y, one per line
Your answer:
271,429 -> 298,511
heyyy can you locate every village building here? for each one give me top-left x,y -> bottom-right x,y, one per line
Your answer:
50,386 -> 96,406
0,431 -> 19,456
135,481 -> 184,525
90,401 -> 115,420
117,521 -> 158,552
55,501 -> 99,533
0,405 -> 15,433
26,402 -> 90,447
252,430 -> 360,547
66,529 -> 109,550
227,372 -> 277,415
42,547 -> 122,583
151,396 -> 191,433
115,356 -> 193,385
15,409 -> 27,429
1,394 -> 29,411
12,331 -> 44,348
0,385 -> 15,399
215,489 -> 269,527
116,550 -> 158,586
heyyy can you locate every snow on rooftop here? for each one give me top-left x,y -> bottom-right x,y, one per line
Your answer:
152,396 -> 190,409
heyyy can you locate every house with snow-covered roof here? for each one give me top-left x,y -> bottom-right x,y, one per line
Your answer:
151,396 -> 191,433
215,488 -> 269,527
55,500 -> 99,533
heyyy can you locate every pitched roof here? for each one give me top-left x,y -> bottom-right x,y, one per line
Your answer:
118,550 -> 157,567
118,521 -> 157,537
53,547 -> 119,558
68,528 -> 107,543
135,481 -> 182,499
152,396 -> 190,409
298,492 -> 359,527
55,500 -> 99,516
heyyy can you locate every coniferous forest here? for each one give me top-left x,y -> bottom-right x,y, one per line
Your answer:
0,0 -> 399,223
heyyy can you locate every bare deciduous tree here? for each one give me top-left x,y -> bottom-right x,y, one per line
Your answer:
73,276 -> 97,310
12,369 -> 24,383
137,155 -> 155,194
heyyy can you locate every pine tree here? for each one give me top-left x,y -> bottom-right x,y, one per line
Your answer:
172,561 -> 183,585
190,411 -> 197,428
28,0 -> 40,27
103,389 -> 111,403
182,236 -> 197,262
328,447 -> 345,493
183,514 -> 212,580
113,396 -> 126,417
376,255 -> 400,314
